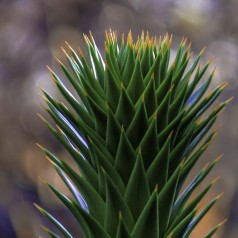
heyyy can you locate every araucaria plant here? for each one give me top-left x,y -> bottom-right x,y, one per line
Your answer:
36,30 -> 230,238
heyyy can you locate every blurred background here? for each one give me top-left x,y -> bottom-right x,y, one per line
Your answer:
0,0 -> 237,237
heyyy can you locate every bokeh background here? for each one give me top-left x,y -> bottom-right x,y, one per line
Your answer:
0,0 -> 237,237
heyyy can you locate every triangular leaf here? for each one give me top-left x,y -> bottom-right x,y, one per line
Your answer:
124,150 -> 150,220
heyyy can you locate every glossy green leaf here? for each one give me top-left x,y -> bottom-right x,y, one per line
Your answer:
105,109 -> 121,156
48,183 -> 110,238
35,204 -> 73,238
139,116 -> 158,169
143,76 -> 157,117
122,45 -> 135,87
182,82 -> 226,126
104,170 -> 135,236
170,181 -> 214,230
124,150 -> 150,220
204,220 -> 227,238
86,94 -> 107,139
43,150 -> 105,223
84,34 -> 105,87
156,85 -> 173,133
115,85 -> 135,129
185,60 -> 212,106
115,128 -> 137,185
131,187 -> 159,238
127,57 -> 144,103
147,132 -> 171,192
105,37 -> 121,81
45,106 -> 90,159
158,165 -> 181,236
156,62 -> 174,104
126,97 -> 148,148
41,226 -> 61,238
116,213 -> 131,238
90,140 -> 125,194
143,51 -> 161,86
167,208 -> 197,238
159,43 -> 171,81
183,194 -> 222,238
105,66 -> 121,112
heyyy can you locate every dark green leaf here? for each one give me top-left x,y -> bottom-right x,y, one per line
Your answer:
131,187 -> 159,238
124,150 -> 150,220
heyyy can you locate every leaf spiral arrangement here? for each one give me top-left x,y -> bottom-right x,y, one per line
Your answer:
36,30 -> 229,238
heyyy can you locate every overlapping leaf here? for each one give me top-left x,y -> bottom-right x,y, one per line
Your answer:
37,30 -> 228,237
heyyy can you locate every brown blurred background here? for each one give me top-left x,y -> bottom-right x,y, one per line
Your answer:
0,0 -> 237,237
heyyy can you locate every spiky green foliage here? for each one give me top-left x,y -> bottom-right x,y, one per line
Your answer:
37,30 -> 229,237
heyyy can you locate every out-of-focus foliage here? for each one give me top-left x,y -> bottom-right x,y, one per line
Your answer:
0,0 -> 237,237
